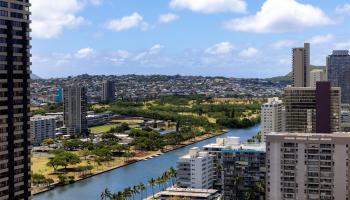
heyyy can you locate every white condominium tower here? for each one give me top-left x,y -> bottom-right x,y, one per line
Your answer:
176,147 -> 214,189
261,97 -> 284,142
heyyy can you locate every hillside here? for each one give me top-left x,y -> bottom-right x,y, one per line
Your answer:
267,65 -> 326,83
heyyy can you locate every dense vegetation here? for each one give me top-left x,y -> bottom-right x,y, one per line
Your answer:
94,95 -> 261,130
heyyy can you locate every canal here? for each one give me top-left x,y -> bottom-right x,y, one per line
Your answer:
33,124 -> 260,200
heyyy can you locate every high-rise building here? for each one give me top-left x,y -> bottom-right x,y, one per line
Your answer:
0,1 -> 31,199
261,97 -> 284,142
284,82 -> 341,133
309,69 -> 326,87
63,86 -> 88,134
327,50 -> 350,104
31,115 -> 56,146
293,43 -> 310,87
176,147 -> 214,189
267,132 -> 350,200
102,80 -> 115,103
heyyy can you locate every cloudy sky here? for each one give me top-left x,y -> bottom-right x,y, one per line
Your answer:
31,0 -> 350,78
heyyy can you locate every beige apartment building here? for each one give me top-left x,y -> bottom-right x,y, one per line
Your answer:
293,43 -> 310,87
267,132 -> 350,200
309,69 -> 326,87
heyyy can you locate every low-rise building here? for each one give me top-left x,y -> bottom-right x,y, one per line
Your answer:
31,115 -> 57,146
177,147 -> 214,189
153,187 -> 221,200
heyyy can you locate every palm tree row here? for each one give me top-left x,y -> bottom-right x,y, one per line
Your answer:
101,167 -> 177,200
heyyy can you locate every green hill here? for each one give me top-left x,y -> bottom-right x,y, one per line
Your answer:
267,65 -> 326,83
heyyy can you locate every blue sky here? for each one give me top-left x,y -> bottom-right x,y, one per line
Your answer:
31,0 -> 350,78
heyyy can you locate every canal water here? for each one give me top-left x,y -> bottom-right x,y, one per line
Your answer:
34,124 -> 260,200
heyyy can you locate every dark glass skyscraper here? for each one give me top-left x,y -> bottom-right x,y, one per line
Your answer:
327,50 -> 350,104
0,0 -> 31,199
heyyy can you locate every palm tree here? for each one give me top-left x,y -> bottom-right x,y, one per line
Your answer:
168,167 -> 177,186
148,178 -> 156,197
232,176 -> 243,199
132,185 -> 139,200
138,182 -> 146,199
244,188 -> 256,200
256,180 -> 265,199
101,188 -> 112,200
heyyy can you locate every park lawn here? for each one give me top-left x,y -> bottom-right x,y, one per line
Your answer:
111,119 -> 144,124
32,156 -> 52,176
32,153 -> 126,185
89,125 -> 117,134
92,105 -> 110,109
178,112 -> 217,123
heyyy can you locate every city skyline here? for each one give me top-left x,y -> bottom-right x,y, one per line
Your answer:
31,0 -> 350,78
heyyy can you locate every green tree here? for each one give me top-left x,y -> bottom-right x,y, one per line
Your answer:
42,138 -> 54,146
32,173 -> 46,186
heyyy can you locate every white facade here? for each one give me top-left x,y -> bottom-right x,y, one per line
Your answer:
31,115 -> 56,146
309,69 -> 326,87
261,97 -> 284,142
176,147 -> 214,189
267,132 -> 350,200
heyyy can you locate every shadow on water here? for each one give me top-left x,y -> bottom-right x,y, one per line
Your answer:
34,124 -> 261,200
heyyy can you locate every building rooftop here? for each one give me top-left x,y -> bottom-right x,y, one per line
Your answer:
31,115 -> 57,121
268,132 -> 350,140
157,187 -> 219,198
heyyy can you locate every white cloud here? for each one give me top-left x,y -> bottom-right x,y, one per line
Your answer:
105,12 -> 146,32
225,0 -> 332,33
334,41 -> 350,50
88,0 -> 103,6
169,0 -> 246,13
239,47 -> 258,57
75,48 -> 95,58
159,13 -> 180,24
272,40 -> 297,49
205,42 -> 235,55
133,44 -> 165,61
336,4 -> 350,14
309,34 -> 334,45
31,0 -> 87,39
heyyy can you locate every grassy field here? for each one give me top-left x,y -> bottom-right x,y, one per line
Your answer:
111,119 -> 144,124
89,125 -> 117,134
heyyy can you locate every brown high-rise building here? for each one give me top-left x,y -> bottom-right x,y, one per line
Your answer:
284,82 -> 341,133
0,0 -> 31,199
293,43 -> 310,87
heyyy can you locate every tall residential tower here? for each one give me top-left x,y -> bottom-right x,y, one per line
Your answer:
0,0 -> 31,199
102,79 -> 115,103
293,43 -> 310,87
63,86 -> 88,134
327,50 -> 350,104
261,97 -> 284,142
